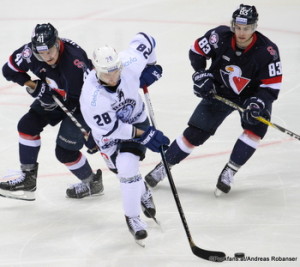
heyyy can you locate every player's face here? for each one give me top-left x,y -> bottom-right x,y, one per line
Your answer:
99,69 -> 121,86
233,24 -> 255,48
38,45 -> 60,65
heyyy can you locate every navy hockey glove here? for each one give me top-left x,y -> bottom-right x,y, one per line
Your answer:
26,80 -> 58,111
242,97 -> 270,125
139,64 -> 162,88
136,126 -> 170,153
192,70 -> 216,99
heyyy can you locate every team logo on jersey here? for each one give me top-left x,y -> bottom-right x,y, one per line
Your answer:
209,32 -> 219,46
267,46 -> 279,60
220,65 -> 250,94
22,47 -> 32,59
113,99 -> 136,123
73,59 -> 88,72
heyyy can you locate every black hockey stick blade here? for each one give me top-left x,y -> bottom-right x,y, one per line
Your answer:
191,242 -> 226,262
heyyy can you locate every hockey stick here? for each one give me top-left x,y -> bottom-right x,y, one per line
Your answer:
143,86 -> 226,262
214,95 -> 300,141
52,95 -> 89,141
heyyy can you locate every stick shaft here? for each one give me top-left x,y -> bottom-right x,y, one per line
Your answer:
142,86 -> 196,245
214,95 -> 300,141
52,95 -> 89,141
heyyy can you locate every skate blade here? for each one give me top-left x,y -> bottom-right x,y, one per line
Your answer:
135,239 -> 145,248
214,188 -> 223,197
65,191 -> 104,199
0,189 -> 35,201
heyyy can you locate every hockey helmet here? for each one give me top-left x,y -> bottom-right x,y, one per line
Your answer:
232,4 -> 258,25
92,46 -> 122,79
31,23 -> 58,53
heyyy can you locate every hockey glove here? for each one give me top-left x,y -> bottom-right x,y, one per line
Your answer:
139,64 -> 162,88
242,97 -> 270,125
26,80 -> 58,111
192,70 -> 216,99
136,126 -> 170,153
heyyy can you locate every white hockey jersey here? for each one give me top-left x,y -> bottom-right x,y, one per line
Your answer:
80,33 -> 157,155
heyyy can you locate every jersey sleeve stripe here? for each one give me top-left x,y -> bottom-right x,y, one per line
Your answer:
260,75 -> 282,90
138,32 -> 155,52
8,56 -> 25,73
193,39 -> 206,56
103,120 -> 119,137
260,83 -> 281,90
261,76 -> 282,85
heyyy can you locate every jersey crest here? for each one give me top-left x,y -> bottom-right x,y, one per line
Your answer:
220,65 -> 250,94
113,98 -> 136,123
22,47 -> 32,60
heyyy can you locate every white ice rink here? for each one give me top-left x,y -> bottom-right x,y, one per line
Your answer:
0,0 -> 300,266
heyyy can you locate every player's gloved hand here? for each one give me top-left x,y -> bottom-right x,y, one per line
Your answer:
135,126 -> 170,153
85,133 -> 99,154
139,64 -> 162,88
242,97 -> 270,125
192,70 -> 216,99
26,80 -> 58,111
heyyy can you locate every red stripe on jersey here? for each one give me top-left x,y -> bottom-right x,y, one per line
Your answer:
59,40 -> 65,55
55,40 -> 65,64
231,33 -> 257,53
244,33 -> 257,53
65,152 -> 82,166
261,75 -> 282,85
19,132 -> 41,140
53,88 -> 67,98
9,55 -> 25,73
193,39 -> 206,56
244,130 -> 261,140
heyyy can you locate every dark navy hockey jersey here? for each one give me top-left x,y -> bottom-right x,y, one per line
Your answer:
190,25 -> 282,105
2,38 -> 93,110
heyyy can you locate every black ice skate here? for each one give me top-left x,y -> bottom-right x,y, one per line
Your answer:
66,169 -> 103,199
141,183 -> 156,218
145,161 -> 167,187
215,164 -> 237,196
0,163 -> 38,201
125,215 -> 147,246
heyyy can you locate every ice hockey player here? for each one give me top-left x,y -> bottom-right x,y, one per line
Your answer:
0,23 -> 103,200
79,32 -> 169,242
145,4 -> 282,196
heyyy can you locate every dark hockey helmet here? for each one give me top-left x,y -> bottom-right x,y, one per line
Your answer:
31,23 -> 58,53
232,4 -> 258,25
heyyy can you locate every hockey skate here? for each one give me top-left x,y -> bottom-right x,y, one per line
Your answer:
66,169 -> 103,199
125,215 -> 147,246
0,163 -> 38,201
141,183 -> 156,218
215,164 -> 237,197
145,161 -> 167,188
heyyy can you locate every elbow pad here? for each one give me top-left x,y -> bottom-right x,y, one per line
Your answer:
2,63 -> 31,86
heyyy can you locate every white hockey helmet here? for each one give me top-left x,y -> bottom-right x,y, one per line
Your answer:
92,46 -> 122,79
